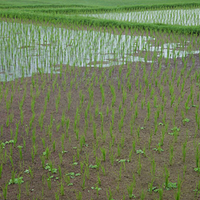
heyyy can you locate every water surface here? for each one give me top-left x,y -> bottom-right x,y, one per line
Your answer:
0,21 -> 199,81
82,9 -> 200,26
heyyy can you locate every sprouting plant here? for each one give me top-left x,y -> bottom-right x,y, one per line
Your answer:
3,183 -> 8,199
182,118 -> 190,125
127,182 -> 136,199
67,91 -> 72,111
60,181 -> 64,196
136,149 -> 144,154
193,180 -> 200,196
73,161 -> 78,166
117,144 -> 122,157
158,187 -> 164,199
29,167 -> 34,178
47,175 -> 53,190
196,145 -> 199,168
93,122 -> 97,139
0,163 -> 3,179
175,175 -> 182,200
67,183 -> 73,186
75,191 -> 82,200
53,140 -> 56,152
140,189 -> 146,200
164,165 -> 170,189
10,155 -> 14,168
17,145 -> 23,160
9,176 -> 24,185
148,186 -> 159,193
147,101 -> 150,121
164,182 -> 177,190
43,147 -> 50,160
132,139 -> 136,152
24,169 -> 30,174
82,172 -> 86,190
153,143 -> 164,153
169,144 -> 174,165
89,164 -> 98,169
106,187 -> 113,200
116,159 -> 130,164
182,140 -> 187,163
91,185 -> 102,196
137,155 -> 142,175
121,133 -> 125,148
100,147 -> 106,162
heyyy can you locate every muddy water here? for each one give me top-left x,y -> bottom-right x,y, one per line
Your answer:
0,21 -> 199,81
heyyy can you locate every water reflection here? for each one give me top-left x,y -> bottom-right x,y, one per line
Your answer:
0,21 -> 199,81
82,9 -> 200,26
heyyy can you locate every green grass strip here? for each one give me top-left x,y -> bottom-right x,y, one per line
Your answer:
0,4 -> 93,9
1,10 -> 200,35
1,2 -> 200,13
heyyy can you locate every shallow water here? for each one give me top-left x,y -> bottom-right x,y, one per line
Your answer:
0,21 -> 199,81
82,9 -> 200,26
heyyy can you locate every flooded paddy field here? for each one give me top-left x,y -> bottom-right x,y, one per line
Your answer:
0,20 -> 200,81
83,8 -> 200,26
1,5 -> 200,200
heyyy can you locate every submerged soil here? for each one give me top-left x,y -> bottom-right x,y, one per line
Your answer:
0,54 -> 200,200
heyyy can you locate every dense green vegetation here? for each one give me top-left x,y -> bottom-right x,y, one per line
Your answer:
0,0 -> 200,6
1,3 -> 200,34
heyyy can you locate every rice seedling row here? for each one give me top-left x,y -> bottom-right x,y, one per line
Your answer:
0,20 -> 199,81
83,8 -> 200,26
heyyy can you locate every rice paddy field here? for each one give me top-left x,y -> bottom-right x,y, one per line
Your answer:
1,2 -> 200,200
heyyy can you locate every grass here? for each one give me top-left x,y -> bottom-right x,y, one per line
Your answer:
0,0 -> 200,7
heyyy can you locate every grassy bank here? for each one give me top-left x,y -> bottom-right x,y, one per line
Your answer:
0,0 -> 200,7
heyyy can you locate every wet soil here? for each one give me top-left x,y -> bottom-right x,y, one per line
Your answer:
0,54 -> 200,200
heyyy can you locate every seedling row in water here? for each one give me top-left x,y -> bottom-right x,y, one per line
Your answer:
0,19 -> 200,81
83,8 -> 200,26
0,15 -> 200,200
